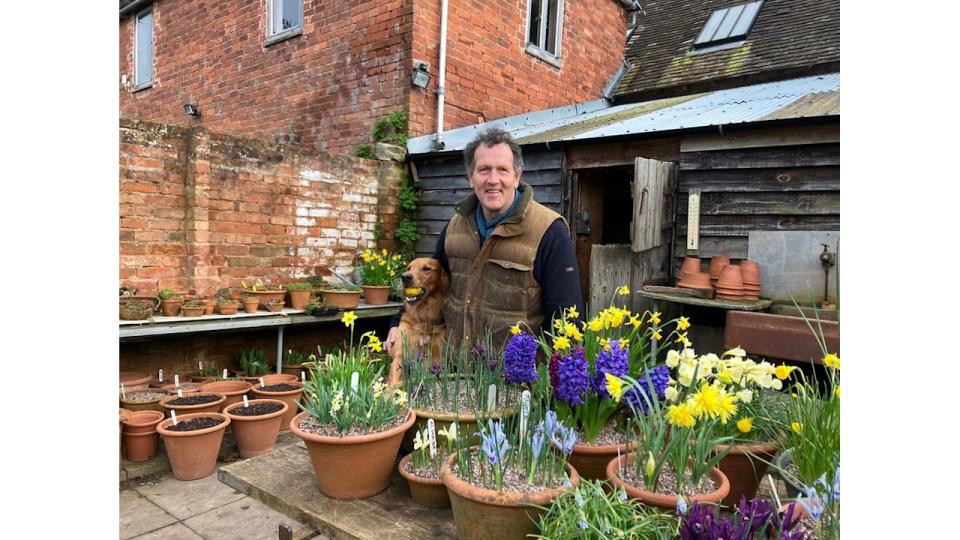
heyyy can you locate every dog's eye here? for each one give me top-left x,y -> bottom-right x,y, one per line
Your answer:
423,268 -> 432,273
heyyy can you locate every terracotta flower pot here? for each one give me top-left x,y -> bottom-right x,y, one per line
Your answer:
679,270 -> 712,289
242,300 -> 259,313
245,290 -> 286,308
123,429 -> 161,462
160,298 -> 183,317
202,298 -> 215,315
160,392 -> 227,417
680,257 -> 702,277
251,382 -> 305,432
217,302 -> 239,315
161,382 -> 202,396
287,289 -> 312,310
740,259 -> 761,282
361,285 -> 392,305
402,406 -> 517,453
605,452 -> 729,510
398,453 -> 450,508
320,289 -> 361,309
199,380 -> 253,412
260,373 -> 299,385
717,264 -> 744,290
122,410 -> 165,434
709,255 -> 730,280
120,408 -> 132,458
120,371 -> 152,392
569,440 -> 634,481
280,363 -> 312,381
157,412 -> 231,480
181,305 -> 205,317
441,449 -> 581,540
224,399 -> 289,459
120,390 -> 169,413
264,301 -> 285,312
715,442 -> 778,507
290,410 -> 416,499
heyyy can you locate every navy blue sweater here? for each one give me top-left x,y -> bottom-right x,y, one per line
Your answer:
390,218 -> 583,328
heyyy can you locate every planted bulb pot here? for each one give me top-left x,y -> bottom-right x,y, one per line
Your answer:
157,412 -> 230,481
361,285 -> 391,305
198,380 -> 253,412
160,298 -> 183,317
287,289 -> 312,310
402,405 -> 516,453
160,392 -> 227,417
120,390 -> 169,413
250,382 -> 304,432
160,382 -> 202,396
569,440 -> 635,482
397,453 -> 450,508
290,410 -> 416,499
224,399 -> 289,459
320,289 -> 361,309
605,452 -> 730,510
714,442 -> 778,507
120,371 -> 153,392
440,448 -> 581,540
242,300 -> 259,313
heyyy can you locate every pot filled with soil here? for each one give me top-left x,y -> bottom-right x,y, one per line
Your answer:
122,410 -> 165,462
119,389 -> 169,413
319,288 -> 361,309
160,382 -> 202,396
285,283 -> 314,310
242,296 -> 259,313
568,424 -> 634,481
156,412 -> 230,480
714,442 -> 778,507
250,382 -> 304,432
397,452 -> 450,508
160,392 -> 227,417
223,399 -> 289,458
198,380 -> 253,412
119,371 -> 153,392
605,452 -> 729,510
360,285 -> 391,305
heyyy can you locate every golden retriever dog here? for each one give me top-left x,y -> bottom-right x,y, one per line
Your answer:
388,257 -> 449,386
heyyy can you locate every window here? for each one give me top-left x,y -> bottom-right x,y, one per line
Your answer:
694,1 -> 763,48
268,0 -> 303,39
134,9 -> 153,88
526,0 -> 564,61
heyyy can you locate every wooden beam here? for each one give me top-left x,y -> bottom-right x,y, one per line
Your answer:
566,138 -> 681,169
681,124 -> 840,153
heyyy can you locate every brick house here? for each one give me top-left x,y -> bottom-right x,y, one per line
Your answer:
119,0 -> 633,155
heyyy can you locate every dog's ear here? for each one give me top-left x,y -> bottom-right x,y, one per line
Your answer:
439,264 -> 450,294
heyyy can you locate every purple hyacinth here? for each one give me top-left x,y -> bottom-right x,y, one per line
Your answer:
590,340 -> 630,397
554,347 -> 589,406
503,333 -> 539,384
623,365 -> 670,415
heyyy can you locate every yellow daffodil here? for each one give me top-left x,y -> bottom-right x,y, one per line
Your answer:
341,311 -> 358,328
737,417 -> 753,433
617,285 -> 630,296
602,340 -> 612,352
718,370 -> 733,384
566,306 -> 580,319
774,364 -> 797,380
834,385 -> 840,399
665,402 -> 696,428
567,325 -> 583,342
677,316 -> 691,331
689,383 -> 721,418
588,317 -> 604,332
651,329 -> 663,341
629,314 -> 641,329
823,353 -> 840,370
644,451 -> 656,478
510,323 -> 522,335
553,319 -> 563,330
368,340 -> 383,353
553,336 -> 571,351
791,393 -> 798,399
665,350 -> 681,368
677,332 -> 691,348
791,422 -> 803,434
649,312 -> 662,325
605,373 -> 624,402
394,389 -> 409,408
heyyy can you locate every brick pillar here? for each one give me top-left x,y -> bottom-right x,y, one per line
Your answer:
183,128 -> 218,295
374,142 -> 406,253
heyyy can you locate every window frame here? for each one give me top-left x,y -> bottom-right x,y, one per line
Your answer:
524,0 -> 564,67
133,7 -> 154,91
265,0 -> 304,46
693,0 -> 763,50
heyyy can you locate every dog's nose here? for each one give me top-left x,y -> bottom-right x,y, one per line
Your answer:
401,272 -> 413,285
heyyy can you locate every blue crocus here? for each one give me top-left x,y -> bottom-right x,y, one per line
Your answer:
531,427 -> 545,460
479,419 -> 511,465
544,410 -> 559,437
550,423 -> 577,455
798,486 -> 825,521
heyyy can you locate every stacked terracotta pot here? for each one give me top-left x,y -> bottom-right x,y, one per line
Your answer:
715,264 -> 745,300
740,260 -> 761,301
708,255 -> 731,287
677,257 -> 712,290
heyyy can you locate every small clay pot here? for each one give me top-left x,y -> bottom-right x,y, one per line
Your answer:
202,298 -> 215,315
181,306 -> 205,317
361,285 -> 392,306
122,410 -> 165,434
715,443 -> 778,507
569,441 -> 634,481
717,264 -> 744,289
160,298 -> 183,317
217,302 -> 240,315
199,380 -> 254,412
120,371 -> 152,392
251,381 -> 305,432
224,399 -> 289,458
242,300 -> 259,313
606,453 -> 729,510
287,289 -> 312,310
679,270 -> 712,289
123,429 -> 161,462
397,453 -> 450,508
709,255 -> 731,279
320,290 -> 361,309
680,257 -> 702,276
157,412 -> 230,481
740,260 -> 761,282
265,301 -> 285,312
160,392 -> 227,417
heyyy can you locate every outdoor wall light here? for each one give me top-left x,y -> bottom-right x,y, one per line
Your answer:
412,62 -> 431,89
183,103 -> 201,117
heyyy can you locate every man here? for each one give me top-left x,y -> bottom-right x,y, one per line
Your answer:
386,127 -> 582,356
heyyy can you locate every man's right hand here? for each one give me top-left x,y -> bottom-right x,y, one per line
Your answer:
386,326 -> 400,356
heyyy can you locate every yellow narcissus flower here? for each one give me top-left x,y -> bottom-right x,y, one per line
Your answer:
677,316 -> 691,331
588,317 -> 604,332
605,373 -> 623,402
553,319 -> 563,330
677,332 -> 691,348
394,389 -> 409,408
368,339 -> 383,353
791,422 -> 803,434
510,323 -> 522,335
651,329 -> 663,341
718,370 -> 734,384
737,417 -> 753,433
665,350 -> 681,368
602,340 -> 612,352
649,312 -> 662,325
774,364 -> 797,380
567,325 -> 583,342
736,389 -> 753,404
617,285 -> 630,296
645,451 -> 656,478
413,430 -> 427,451
824,353 -> 840,369
665,402 -> 696,428
629,314 -> 642,329
553,336 -> 571,351
341,311 -> 358,328
689,383 -> 721,418
566,306 -> 580,319
664,385 -> 679,402
834,385 -> 840,398
438,422 -> 458,443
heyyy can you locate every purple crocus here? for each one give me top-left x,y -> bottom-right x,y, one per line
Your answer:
623,365 -> 670,415
554,347 -> 589,406
503,333 -> 539,384
590,340 -> 629,397
429,362 -> 443,377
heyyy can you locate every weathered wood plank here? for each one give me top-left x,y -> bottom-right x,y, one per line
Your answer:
415,234 -> 439,256
680,124 -> 840,153
674,237 -> 749,259
679,144 -> 840,170
420,184 -> 563,205
631,158 -> 673,252
417,169 -> 561,190
415,151 -> 563,178
590,244 -> 633,318
677,192 -> 839,216
677,215 -> 841,235
631,244 -> 671,315
416,205 -> 456,221
565,138 -> 681,169
679,166 -> 840,192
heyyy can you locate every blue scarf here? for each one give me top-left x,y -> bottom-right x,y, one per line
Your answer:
475,195 -> 520,246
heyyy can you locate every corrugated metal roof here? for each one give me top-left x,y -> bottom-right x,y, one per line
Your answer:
407,73 -> 839,156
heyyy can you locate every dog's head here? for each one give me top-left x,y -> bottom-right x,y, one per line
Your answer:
400,257 -> 449,305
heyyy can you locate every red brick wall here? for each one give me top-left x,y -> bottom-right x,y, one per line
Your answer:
119,0 -> 413,155
408,0 -> 627,135
120,118 -> 391,297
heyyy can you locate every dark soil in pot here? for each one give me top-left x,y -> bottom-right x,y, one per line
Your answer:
168,394 -> 221,406
167,417 -> 225,431
230,402 -> 284,416
259,383 -> 299,392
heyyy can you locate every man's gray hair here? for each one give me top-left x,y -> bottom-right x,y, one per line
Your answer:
463,127 -> 524,175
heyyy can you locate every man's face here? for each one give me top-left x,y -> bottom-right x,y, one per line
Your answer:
468,142 -> 521,220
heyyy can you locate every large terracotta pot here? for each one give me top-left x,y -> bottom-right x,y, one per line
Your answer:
224,399 -> 289,459
320,289 -> 361,309
397,453 -> 450,508
250,382 -> 304,432
441,449 -> 580,540
122,410 -> 165,434
402,405 -> 516,452
157,412 -> 230,480
605,452 -> 729,510
160,382 -> 202,396
287,289 -> 312,310
160,392 -> 226,417
245,290 -> 285,308
715,442 -> 778,507
119,371 -> 152,392
361,285 -> 391,305
119,390 -> 169,413
280,363 -> 312,382
199,380 -> 253,412
290,410 -> 416,499
569,440 -> 634,481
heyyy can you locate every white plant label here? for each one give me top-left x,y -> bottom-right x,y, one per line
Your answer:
427,418 -> 437,458
171,411 -> 178,426
243,395 -> 250,407
487,384 -> 497,413
199,361 -> 203,371
617,447 -> 623,476
174,374 -> 180,387
121,384 -> 126,399
519,390 -> 531,439
158,369 -> 164,382
301,371 -> 306,382
351,371 -> 360,391
259,377 -> 265,387
222,368 -> 228,380
177,388 -> 183,397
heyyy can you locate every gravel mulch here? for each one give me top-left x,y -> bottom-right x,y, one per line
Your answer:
451,459 -> 568,494
297,411 -> 411,438
123,391 -> 166,403
618,462 -> 717,497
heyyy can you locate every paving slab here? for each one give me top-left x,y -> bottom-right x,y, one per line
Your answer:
135,468 -> 247,520
219,443 -> 457,539
120,489 -> 178,539
130,522 -> 204,540
183,497 -> 315,540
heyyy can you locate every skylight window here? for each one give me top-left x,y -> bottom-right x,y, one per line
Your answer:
694,1 -> 763,48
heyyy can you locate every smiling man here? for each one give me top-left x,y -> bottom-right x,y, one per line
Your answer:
387,127 -> 582,355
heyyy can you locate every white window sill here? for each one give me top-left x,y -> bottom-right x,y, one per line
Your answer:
131,82 -> 153,93
524,44 -> 562,69
265,28 -> 302,47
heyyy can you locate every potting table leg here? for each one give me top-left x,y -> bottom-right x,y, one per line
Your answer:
276,326 -> 284,374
